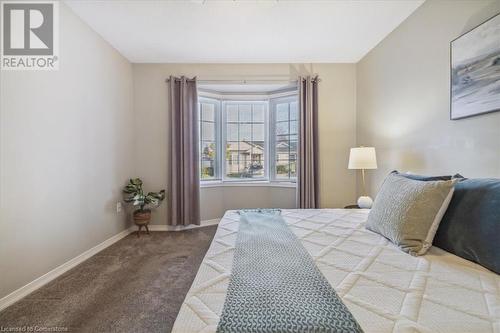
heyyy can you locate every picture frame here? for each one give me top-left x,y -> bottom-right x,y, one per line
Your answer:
450,13 -> 500,120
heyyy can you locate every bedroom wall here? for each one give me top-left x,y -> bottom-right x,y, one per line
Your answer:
132,63 -> 357,223
0,3 -> 134,300
357,0 -> 500,197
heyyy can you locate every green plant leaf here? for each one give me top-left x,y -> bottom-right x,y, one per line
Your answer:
131,178 -> 143,186
133,194 -> 145,200
123,178 -> 162,209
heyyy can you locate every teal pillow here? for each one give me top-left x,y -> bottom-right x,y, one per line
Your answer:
434,178 -> 500,273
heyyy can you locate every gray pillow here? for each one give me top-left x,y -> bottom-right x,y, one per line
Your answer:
392,170 -> 453,181
366,172 -> 457,256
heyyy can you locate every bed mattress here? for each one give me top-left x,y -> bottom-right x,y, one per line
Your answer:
172,209 -> 500,333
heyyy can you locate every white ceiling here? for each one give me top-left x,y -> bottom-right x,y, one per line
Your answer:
65,0 -> 424,63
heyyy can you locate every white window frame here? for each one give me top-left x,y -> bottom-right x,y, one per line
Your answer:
221,100 -> 269,182
198,89 -> 298,187
199,97 -> 222,182
269,95 -> 299,183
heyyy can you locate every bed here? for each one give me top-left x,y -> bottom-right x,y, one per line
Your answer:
172,209 -> 500,333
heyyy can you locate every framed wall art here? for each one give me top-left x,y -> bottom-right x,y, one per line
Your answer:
451,13 -> 500,120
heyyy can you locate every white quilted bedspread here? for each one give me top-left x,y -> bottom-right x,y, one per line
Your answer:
172,209 -> 500,333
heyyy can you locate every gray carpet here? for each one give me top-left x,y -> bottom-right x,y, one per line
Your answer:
0,226 -> 218,333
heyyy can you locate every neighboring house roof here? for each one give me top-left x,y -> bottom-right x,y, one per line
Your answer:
226,140 -> 296,156
276,141 -> 298,154
276,141 -> 290,153
227,141 -> 264,155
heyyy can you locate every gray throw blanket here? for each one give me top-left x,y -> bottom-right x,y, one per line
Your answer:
216,212 -> 363,333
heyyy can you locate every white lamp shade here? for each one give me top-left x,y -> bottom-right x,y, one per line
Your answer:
348,147 -> 377,170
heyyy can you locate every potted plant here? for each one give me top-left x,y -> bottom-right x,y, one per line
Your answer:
123,178 -> 165,237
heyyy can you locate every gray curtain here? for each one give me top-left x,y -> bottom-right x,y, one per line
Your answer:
167,76 -> 200,226
297,76 -> 320,209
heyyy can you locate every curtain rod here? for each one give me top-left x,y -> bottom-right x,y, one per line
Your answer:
165,76 -> 320,83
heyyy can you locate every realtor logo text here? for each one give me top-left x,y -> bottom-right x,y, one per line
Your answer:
1,1 -> 59,70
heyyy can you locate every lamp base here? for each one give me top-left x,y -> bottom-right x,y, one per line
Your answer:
357,196 -> 373,209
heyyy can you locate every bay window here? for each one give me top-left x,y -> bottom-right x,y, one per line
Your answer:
198,90 -> 298,184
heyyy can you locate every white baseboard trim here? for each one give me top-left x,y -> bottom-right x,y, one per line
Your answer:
144,218 -> 220,231
0,227 -> 133,312
0,218 -> 221,312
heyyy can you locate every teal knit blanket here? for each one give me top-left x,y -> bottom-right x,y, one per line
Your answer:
216,212 -> 363,333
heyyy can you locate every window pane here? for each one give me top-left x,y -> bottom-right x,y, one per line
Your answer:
249,141 -> 264,160
240,159 -> 264,178
202,121 -> 215,141
202,103 -> 215,121
253,104 -> 265,122
290,140 -> 298,154
251,165 -> 264,176
251,155 -> 263,164
290,161 -> 297,178
290,120 -> 298,135
226,141 -> 239,159
272,97 -> 299,180
201,141 -> 216,160
252,123 -> 265,141
224,102 -> 267,180
201,141 -> 216,179
276,121 -> 289,135
240,124 -> 252,141
238,141 -> 252,158
226,105 -> 238,122
290,101 -> 298,120
225,161 -> 241,178
239,105 -> 252,122
227,123 -> 238,141
276,159 -> 289,178
199,99 -> 220,181
201,159 -> 215,179
276,142 -> 289,161
276,103 -> 289,121
276,134 -> 289,143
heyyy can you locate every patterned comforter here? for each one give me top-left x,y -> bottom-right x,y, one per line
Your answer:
172,209 -> 500,333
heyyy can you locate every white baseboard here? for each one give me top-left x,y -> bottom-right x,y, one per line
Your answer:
0,218 -> 221,312
141,218 -> 220,231
0,227 -> 133,312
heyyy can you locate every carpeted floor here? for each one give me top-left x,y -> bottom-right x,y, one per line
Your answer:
0,225 -> 218,333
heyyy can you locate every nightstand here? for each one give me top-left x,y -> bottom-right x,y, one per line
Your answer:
344,204 -> 360,209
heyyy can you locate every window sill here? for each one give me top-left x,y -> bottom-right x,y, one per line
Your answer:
200,180 -> 297,188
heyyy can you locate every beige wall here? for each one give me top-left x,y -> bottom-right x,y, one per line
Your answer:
133,63 -> 357,223
357,0 -> 500,197
200,186 -> 297,221
0,4 -> 134,299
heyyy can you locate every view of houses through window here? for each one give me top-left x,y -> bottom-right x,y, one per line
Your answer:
199,86 -> 298,183
200,101 -> 218,179
273,97 -> 298,179
225,102 -> 266,179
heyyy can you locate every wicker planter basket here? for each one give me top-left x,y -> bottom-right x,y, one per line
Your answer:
133,209 -> 151,237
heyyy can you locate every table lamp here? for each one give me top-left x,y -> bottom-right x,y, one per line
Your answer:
348,147 -> 377,208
